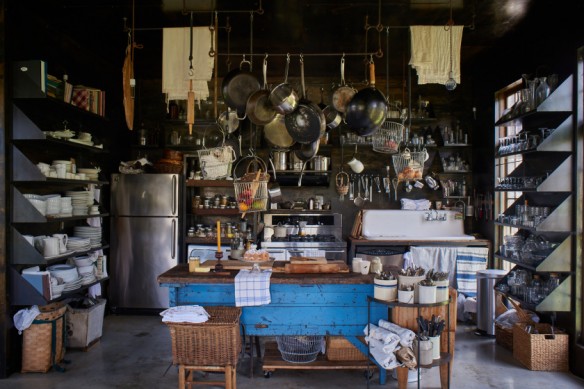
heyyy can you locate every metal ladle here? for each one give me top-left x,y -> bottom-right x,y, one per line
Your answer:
354,177 -> 364,207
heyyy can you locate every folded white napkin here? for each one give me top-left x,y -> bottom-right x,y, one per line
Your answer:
160,305 -> 210,323
378,319 -> 416,348
364,323 -> 401,351
368,337 -> 400,369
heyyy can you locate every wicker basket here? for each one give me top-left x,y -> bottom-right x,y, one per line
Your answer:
21,302 -> 67,373
372,121 -> 404,154
165,306 -> 242,366
494,295 -> 533,351
326,336 -> 368,361
197,145 -> 236,179
513,322 -> 569,371
495,324 -> 514,351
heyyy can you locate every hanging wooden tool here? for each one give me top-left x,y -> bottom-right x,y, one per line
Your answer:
186,12 -> 196,135
122,1 -> 142,131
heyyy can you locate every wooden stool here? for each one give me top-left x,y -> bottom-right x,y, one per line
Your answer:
178,364 -> 236,389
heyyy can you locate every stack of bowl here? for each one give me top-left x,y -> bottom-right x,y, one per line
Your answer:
77,167 -> 100,181
24,194 -> 46,216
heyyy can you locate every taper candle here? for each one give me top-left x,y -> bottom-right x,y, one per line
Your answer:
216,220 -> 221,252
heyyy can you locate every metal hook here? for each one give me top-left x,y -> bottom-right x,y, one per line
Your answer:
369,54 -> 374,64
300,53 -> 304,63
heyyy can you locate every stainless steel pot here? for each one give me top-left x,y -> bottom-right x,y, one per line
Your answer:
273,223 -> 288,238
272,150 -> 288,171
311,155 -> 330,171
289,151 -> 304,171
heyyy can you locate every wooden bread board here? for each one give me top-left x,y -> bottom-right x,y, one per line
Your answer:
277,261 -> 349,274
289,256 -> 328,264
203,260 -> 274,270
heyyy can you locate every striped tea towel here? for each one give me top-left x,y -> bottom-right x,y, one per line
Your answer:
235,269 -> 272,307
456,247 -> 488,298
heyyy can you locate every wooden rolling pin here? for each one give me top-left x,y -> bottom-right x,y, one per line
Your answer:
187,79 -> 195,135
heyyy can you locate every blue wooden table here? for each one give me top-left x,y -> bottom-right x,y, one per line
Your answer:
158,265 -> 389,383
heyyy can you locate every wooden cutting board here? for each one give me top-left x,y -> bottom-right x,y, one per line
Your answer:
282,261 -> 349,274
203,260 -> 274,270
289,256 -> 328,264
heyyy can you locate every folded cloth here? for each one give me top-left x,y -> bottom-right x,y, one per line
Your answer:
162,27 -> 214,104
235,269 -> 272,307
400,198 -> 431,211
409,25 -> 463,85
13,305 -> 41,334
160,305 -> 210,323
364,323 -> 401,351
378,319 -> 416,348
368,337 -> 400,369
456,247 -> 488,298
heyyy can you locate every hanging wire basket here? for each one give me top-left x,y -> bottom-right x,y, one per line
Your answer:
233,156 -> 270,213
197,127 -> 237,180
372,121 -> 404,154
276,335 -> 324,363
392,147 -> 427,181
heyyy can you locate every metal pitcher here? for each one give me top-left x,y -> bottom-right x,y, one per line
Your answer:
272,149 -> 288,171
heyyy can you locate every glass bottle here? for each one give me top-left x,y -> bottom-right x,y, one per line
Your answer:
535,77 -> 550,107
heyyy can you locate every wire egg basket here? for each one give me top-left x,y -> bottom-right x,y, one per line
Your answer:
392,147 -> 427,181
233,156 -> 270,214
372,121 -> 404,154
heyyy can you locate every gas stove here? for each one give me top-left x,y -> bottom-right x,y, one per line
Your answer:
262,213 -> 347,260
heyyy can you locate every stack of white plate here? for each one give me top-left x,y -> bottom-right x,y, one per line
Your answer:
47,264 -> 78,283
81,272 -> 97,285
74,226 -> 102,248
67,237 -> 92,252
44,194 -> 62,216
60,197 -> 73,217
52,160 -> 73,173
77,168 -> 100,181
27,198 -> 46,215
62,275 -> 83,292
66,191 -> 91,216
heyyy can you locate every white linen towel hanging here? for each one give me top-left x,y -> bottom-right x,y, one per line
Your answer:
410,246 -> 457,284
409,25 -> 463,85
162,27 -> 214,104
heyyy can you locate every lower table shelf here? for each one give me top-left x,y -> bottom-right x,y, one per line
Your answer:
262,342 -> 373,374
418,352 -> 452,368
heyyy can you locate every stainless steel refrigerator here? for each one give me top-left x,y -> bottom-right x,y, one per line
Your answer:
110,173 -> 181,311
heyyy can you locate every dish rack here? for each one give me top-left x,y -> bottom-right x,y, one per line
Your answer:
372,121 -> 404,154
197,145 -> 236,179
276,335 -> 324,363
392,147 -> 426,181
233,156 -> 270,213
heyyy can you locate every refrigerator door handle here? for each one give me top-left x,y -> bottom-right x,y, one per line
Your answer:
171,219 -> 177,259
172,175 -> 178,216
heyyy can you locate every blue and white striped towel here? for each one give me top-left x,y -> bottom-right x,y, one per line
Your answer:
235,269 -> 272,307
456,247 -> 488,298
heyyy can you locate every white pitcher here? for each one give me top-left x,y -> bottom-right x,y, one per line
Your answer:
42,237 -> 60,257
52,233 -> 68,253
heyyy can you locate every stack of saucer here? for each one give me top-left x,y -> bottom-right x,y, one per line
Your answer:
59,197 -> 73,217
62,275 -> 83,292
74,226 -> 102,248
67,237 -> 92,252
66,191 -> 91,216
77,168 -> 100,181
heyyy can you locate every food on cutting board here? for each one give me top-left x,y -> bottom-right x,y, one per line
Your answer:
243,249 -> 270,262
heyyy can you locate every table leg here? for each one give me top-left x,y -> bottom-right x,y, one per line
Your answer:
396,366 -> 409,389
178,365 -> 185,389
225,365 -> 233,389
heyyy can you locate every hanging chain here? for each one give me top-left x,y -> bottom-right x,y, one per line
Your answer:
226,16 -> 232,70
249,12 -> 254,71
208,12 -> 215,57
188,12 -> 194,76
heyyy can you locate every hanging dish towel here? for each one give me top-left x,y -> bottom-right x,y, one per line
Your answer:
410,246 -> 457,284
456,247 -> 488,298
235,269 -> 272,307
162,27 -> 214,104
409,25 -> 463,85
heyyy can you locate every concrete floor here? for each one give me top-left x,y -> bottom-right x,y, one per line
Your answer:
3,315 -> 583,389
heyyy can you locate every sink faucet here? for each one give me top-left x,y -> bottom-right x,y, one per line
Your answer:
454,200 -> 466,218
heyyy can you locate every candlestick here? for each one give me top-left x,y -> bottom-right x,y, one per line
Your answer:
214,250 -> 224,272
216,220 -> 221,252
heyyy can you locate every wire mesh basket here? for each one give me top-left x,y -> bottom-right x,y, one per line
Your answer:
392,147 -> 427,181
197,145 -> 236,179
372,121 -> 404,154
276,335 -> 324,363
233,156 -> 270,213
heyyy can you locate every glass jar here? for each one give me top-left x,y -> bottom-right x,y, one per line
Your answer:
188,256 -> 200,272
187,227 -> 195,237
370,257 -> 382,274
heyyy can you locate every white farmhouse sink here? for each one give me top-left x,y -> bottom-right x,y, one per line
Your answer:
361,210 -> 475,241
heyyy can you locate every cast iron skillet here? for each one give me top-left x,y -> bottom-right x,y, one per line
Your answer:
221,56 -> 261,116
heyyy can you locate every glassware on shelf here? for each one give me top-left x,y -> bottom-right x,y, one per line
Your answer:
535,77 -> 550,107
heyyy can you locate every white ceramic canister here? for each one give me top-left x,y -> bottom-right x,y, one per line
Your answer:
398,275 -> 426,303
435,279 -> 449,303
352,257 -> 363,273
398,289 -> 414,304
429,335 -> 441,359
374,278 -> 398,302
418,284 -> 437,304
413,338 -> 434,366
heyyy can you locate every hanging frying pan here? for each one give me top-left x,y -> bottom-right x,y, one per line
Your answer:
294,139 -> 320,161
269,54 -> 299,115
345,60 -> 388,136
284,57 -> 324,144
246,56 -> 277,125
217,108 -> 239,133
221,55 -> 260,116
263,113 -> 295,148
331,57 -> 356,113
122,42 -> 135,131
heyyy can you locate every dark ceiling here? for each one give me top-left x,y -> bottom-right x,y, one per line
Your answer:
7,0 -> 584,87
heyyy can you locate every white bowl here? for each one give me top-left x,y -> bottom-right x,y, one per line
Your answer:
23,193 -> 42,200
28,198 -> 47,215
74,257 -> 93,267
